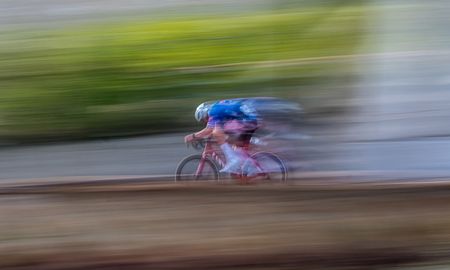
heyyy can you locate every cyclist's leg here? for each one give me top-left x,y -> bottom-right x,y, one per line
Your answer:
214,119 -> 259,174
212,125 -> 227,145
212,125 -> 245,173
235,125 -> 263,177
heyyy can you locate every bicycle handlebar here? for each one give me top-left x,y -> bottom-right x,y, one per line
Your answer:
188,137 -> 216,150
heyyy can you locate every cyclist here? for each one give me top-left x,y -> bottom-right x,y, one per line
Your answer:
184,98 -> 260,174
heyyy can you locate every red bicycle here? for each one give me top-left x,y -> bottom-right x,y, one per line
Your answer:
175,137 -> 287,183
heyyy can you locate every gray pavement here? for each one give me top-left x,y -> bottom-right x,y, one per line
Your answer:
0,134 -> 191,180
0,132 -> 308,181
1,131 -> 450,182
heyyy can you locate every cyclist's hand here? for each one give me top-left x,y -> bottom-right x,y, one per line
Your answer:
184,134 -> 195,143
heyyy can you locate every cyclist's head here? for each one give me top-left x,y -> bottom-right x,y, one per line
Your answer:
194,102 -> 212,122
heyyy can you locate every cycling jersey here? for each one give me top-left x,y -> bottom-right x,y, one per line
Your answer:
206,99 -> 258,129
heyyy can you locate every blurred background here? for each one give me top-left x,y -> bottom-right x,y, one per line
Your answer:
2,0 -> 450,180
0,0 -> 368,179
1,0 -> 364,140
1,0 -> 364,142
2,1 -> 450,270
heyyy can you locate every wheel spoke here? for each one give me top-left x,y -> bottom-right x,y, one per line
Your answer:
176,155 -> 219,181
250,152 -> 287,183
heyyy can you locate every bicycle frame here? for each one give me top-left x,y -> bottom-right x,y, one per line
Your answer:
177,136 -> 287,183
196,139 -> 225,177
195,139 -> 265,181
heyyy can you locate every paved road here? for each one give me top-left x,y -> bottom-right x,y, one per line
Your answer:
0,134 -> 192,180
1,131 -> 450,181
0,131 -> 311,181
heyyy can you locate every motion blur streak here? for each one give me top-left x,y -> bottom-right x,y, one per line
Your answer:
1,1 -> 450,270
340,0 -> 450,176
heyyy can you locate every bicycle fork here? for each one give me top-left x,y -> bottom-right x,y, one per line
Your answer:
194,156 -> 208,180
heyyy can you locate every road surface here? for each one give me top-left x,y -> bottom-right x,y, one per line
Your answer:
1,132 -> 450,181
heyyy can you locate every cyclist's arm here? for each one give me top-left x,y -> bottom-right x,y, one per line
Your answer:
185,127 -> 213,143
193,127 -> 213,138
194,115 -> 219,138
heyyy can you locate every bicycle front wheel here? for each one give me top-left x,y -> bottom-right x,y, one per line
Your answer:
250,152 -> 287,183
175,154 -> 219,181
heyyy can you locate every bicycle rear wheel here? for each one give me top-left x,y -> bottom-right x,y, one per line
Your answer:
175,154 -> 219,181
250,152 -> 287,183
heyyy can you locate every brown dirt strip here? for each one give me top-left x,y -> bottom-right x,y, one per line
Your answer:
1,179 -> 450,269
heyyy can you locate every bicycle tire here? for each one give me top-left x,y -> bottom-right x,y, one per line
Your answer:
250,152 -> 287,183
175,154 -> 219,181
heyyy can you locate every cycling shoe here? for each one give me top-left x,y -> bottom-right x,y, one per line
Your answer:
244,163 -> 263,177
220,159 -> 242,174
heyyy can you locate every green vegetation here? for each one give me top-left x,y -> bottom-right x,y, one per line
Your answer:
0,3 -> 367,142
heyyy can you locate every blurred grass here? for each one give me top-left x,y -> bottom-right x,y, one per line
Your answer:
0,3 -> 367,142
